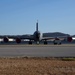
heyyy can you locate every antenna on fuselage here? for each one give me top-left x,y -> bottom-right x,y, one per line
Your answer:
36,20 -> 38,31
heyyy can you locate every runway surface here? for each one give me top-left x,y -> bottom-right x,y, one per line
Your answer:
0,44 -> 75,57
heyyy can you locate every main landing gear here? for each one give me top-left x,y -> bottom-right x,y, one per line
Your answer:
28,40 -> 48,45
44,40 -> 48,45
28,40 -> 32,44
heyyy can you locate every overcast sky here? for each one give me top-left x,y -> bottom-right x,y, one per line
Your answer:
0,0 -> 75,35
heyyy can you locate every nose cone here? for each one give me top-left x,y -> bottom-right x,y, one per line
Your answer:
33,31 -> 40,41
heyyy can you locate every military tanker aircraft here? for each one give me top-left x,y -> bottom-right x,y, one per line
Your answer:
0,21 -> 73,45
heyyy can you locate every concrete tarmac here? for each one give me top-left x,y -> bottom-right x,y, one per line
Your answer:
0,44 -> 75,57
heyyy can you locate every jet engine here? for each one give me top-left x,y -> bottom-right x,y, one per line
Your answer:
3,37 -> 9,43
67,37 -> 72,42
16,38 -> 21,43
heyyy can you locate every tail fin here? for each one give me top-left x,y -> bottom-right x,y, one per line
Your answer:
36,20 -> 38,31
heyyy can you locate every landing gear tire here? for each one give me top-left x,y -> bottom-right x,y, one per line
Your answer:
44,41 -> 47,45
29,41 -> 32,44
36,41 -> 40,45
54,42 -> 57,45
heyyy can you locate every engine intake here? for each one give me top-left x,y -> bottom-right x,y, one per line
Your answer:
67,37 -> 72,42
3,37 -> 9,43
16,38 -> 21,43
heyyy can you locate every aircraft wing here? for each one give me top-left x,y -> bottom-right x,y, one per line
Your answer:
0,35 -> 34,43
41,36 -> 72,42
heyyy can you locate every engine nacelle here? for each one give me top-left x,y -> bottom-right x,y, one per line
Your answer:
67,37 -> 72,42
16,38 -> 21,43
3,37 -> 9,43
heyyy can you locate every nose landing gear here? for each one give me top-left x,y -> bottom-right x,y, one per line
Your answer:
36,41 -> 40,45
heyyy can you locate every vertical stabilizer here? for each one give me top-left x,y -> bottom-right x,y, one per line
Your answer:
36,20 -> 38,31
